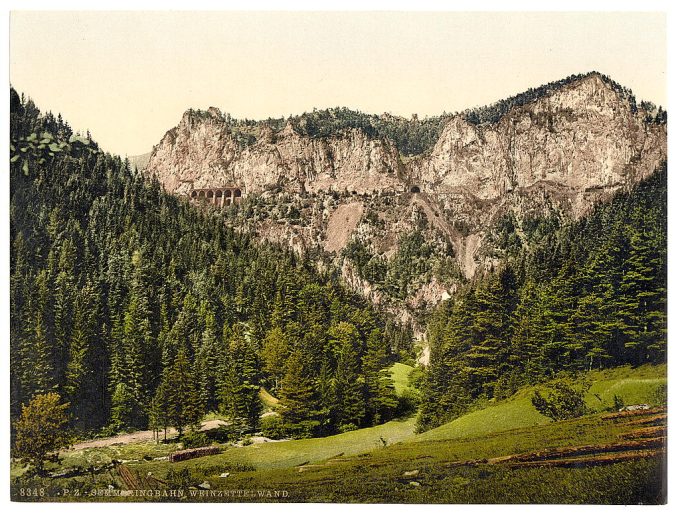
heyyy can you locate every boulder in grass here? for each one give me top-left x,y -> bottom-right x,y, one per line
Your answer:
620,404 -> 651,412
169,445 -> 222,463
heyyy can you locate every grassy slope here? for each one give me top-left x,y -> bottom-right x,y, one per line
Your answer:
585,365 -> 667,409
129,394 -> 665,503
221,411 -> 664,504
419,364 -> 667,443
144,417 -> 417,473
416,389 -> 549,442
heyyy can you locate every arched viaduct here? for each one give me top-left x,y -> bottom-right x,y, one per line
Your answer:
189,186 -> 243,207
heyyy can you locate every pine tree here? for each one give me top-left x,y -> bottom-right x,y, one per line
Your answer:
224,326 -> 262,430
63,283 -> 100,429
166,348 -> 203,436
279,349 -> 318,436
20,270 -> 57,400
193,306 -> 219,412
332,339 -> 366,430
109,382 -> 138,432
571,227 -> 629,368
465,267 -> 517,397
261,326 -> 290,392
113,290 -> 151,429
20,314 -> 55,399
149,369 -> 171,441
417,290 -> 475,430
620,221 -> 666,363
539,257 -> 580,372
509,279 -> 551,382
10,234 -> 30,417
52,239 -> 77,383
362,329 -> 398,424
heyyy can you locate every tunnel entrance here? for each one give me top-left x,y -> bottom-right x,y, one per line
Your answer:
410,185 -> 421,193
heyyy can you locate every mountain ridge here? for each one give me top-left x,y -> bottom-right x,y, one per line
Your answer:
145,71 -> 665,197
142,72 -> 666,326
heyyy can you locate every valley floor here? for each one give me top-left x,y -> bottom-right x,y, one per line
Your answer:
10,364 -> 666,504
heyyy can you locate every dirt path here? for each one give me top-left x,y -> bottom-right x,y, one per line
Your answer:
69,419 -> 230,451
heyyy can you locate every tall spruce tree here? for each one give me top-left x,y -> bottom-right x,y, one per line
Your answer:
362,328 -> 398,424
166,348 -> 203,436
279,349 -> 318,436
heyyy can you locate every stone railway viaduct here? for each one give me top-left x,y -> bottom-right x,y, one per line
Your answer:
189,187 -> 243,207
188,184 -> 429,208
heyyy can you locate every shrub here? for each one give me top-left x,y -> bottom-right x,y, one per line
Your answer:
260,415 -> 287,439
13,393 -> 71,475
612,394 -> 625,412
338,423 -> 358,434
531,380 -> 589,421
653,383 -> 667,406
203,425 -> 237,443
396,388 -> 420,417
180,430 -> 210,449
201,425 -> 239,444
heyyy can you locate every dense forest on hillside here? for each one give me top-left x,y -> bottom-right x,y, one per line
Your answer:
9,89 -> 412,440
208,106 -> 452,157
418,168 -> 667,431
288,108 -> 452,157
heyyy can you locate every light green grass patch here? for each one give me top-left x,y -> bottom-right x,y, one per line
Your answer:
416,390 -> 549,442
389,362 -> 415,396
142,416 -> 416,475
60,441 -> 178,469
417,364 -> 667,443
586,364 -> 666,411
202,412 -> 229,422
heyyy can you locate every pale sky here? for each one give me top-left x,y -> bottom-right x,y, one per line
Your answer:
9,11 -> 666,156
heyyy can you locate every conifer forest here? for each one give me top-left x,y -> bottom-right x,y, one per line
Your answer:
8,63 -> 668,503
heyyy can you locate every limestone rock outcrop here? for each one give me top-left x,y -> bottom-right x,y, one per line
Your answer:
411,74 -> 665,218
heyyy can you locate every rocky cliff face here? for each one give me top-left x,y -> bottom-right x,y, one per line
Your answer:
146,108 -> 404,197
144,73 -> 667,328
412,74 -> 665,210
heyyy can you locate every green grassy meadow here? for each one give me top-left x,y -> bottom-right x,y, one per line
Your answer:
388,362 -> 415,395
10,364 -> 666,503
